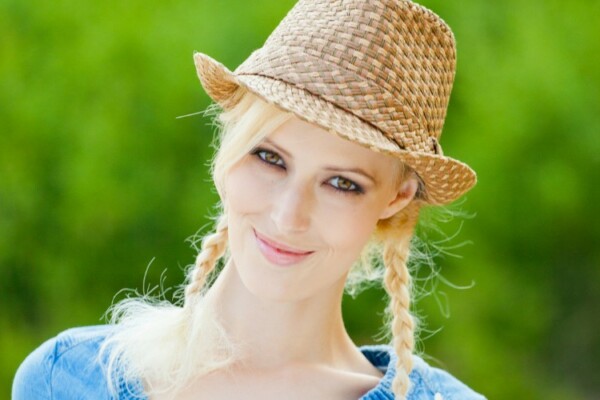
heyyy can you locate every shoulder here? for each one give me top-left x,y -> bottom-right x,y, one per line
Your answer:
408,356 -> 486,400
12,325 -> 144,400
359,345 -> 486,400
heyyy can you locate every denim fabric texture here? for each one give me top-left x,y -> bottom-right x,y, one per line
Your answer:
13,325 -> 485,399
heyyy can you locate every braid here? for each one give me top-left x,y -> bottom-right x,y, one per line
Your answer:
378,202 -> 421,399
184,214 -> 229,304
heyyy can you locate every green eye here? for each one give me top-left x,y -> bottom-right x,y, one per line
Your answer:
330,177 -> 362,194
253,148 -> 285,167
264,152 -> 280,164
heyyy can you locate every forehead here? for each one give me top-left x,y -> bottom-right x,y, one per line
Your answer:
267,117 -> 381,160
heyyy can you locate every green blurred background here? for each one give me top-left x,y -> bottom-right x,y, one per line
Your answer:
1,0 -> 598,398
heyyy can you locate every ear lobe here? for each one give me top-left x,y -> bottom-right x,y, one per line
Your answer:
378,176 -> 419,220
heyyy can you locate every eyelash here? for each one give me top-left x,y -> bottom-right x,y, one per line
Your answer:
250,147 -> 364,196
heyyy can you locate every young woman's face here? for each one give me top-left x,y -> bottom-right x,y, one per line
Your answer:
223,116 -> 416,302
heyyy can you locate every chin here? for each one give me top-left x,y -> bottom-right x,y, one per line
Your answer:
233,262 -> 311,304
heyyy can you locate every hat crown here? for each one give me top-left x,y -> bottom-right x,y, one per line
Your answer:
236,0 -> 457,152
193,0 -> 477,205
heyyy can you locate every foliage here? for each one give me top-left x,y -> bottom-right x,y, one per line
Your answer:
1,0 -> 598,398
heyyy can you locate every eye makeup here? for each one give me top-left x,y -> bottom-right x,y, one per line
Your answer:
250,147 -> 365,196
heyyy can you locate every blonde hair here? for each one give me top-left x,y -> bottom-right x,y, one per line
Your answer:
101,89 -> 425,399
377,201 -> 422,397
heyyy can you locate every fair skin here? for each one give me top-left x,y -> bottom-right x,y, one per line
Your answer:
170,116 -> 418,400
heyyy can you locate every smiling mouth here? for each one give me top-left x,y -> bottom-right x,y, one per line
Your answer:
253,229 -> 315,266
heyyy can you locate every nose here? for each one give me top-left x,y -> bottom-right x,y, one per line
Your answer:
270,179 -> 313,234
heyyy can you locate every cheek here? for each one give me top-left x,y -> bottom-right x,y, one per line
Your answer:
310,200 -> 383,288
317,199 -> 383,252
224,161 -> 272,214
287,204 -> 380,300
223,162 -> 275,274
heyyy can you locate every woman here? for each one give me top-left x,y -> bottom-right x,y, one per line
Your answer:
13,0 -> 485,399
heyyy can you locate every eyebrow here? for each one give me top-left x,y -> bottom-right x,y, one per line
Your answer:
262,138 -> 377,185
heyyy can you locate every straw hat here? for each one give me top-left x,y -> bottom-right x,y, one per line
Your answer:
193,0 -> 476,205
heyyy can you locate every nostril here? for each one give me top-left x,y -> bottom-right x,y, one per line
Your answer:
271,209 -> 311,233
270,184 -> 313,233
271,201 -> 312,233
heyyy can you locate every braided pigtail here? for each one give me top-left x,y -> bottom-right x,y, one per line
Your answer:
184,213 -> 229,305
377,201 -> 421,399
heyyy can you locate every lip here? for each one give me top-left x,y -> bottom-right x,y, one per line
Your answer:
254,229 -> 314,266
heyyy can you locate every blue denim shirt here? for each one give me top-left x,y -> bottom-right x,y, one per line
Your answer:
13,325 -> 485,399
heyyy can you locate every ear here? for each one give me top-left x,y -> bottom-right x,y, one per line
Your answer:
378,175 -> 419,220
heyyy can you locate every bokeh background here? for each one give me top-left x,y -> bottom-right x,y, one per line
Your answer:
1,0 -> 598,398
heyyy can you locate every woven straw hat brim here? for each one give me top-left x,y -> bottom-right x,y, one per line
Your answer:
194,52 -> 476,205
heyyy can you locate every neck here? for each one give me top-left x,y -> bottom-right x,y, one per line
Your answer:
203,259 -> 357,369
